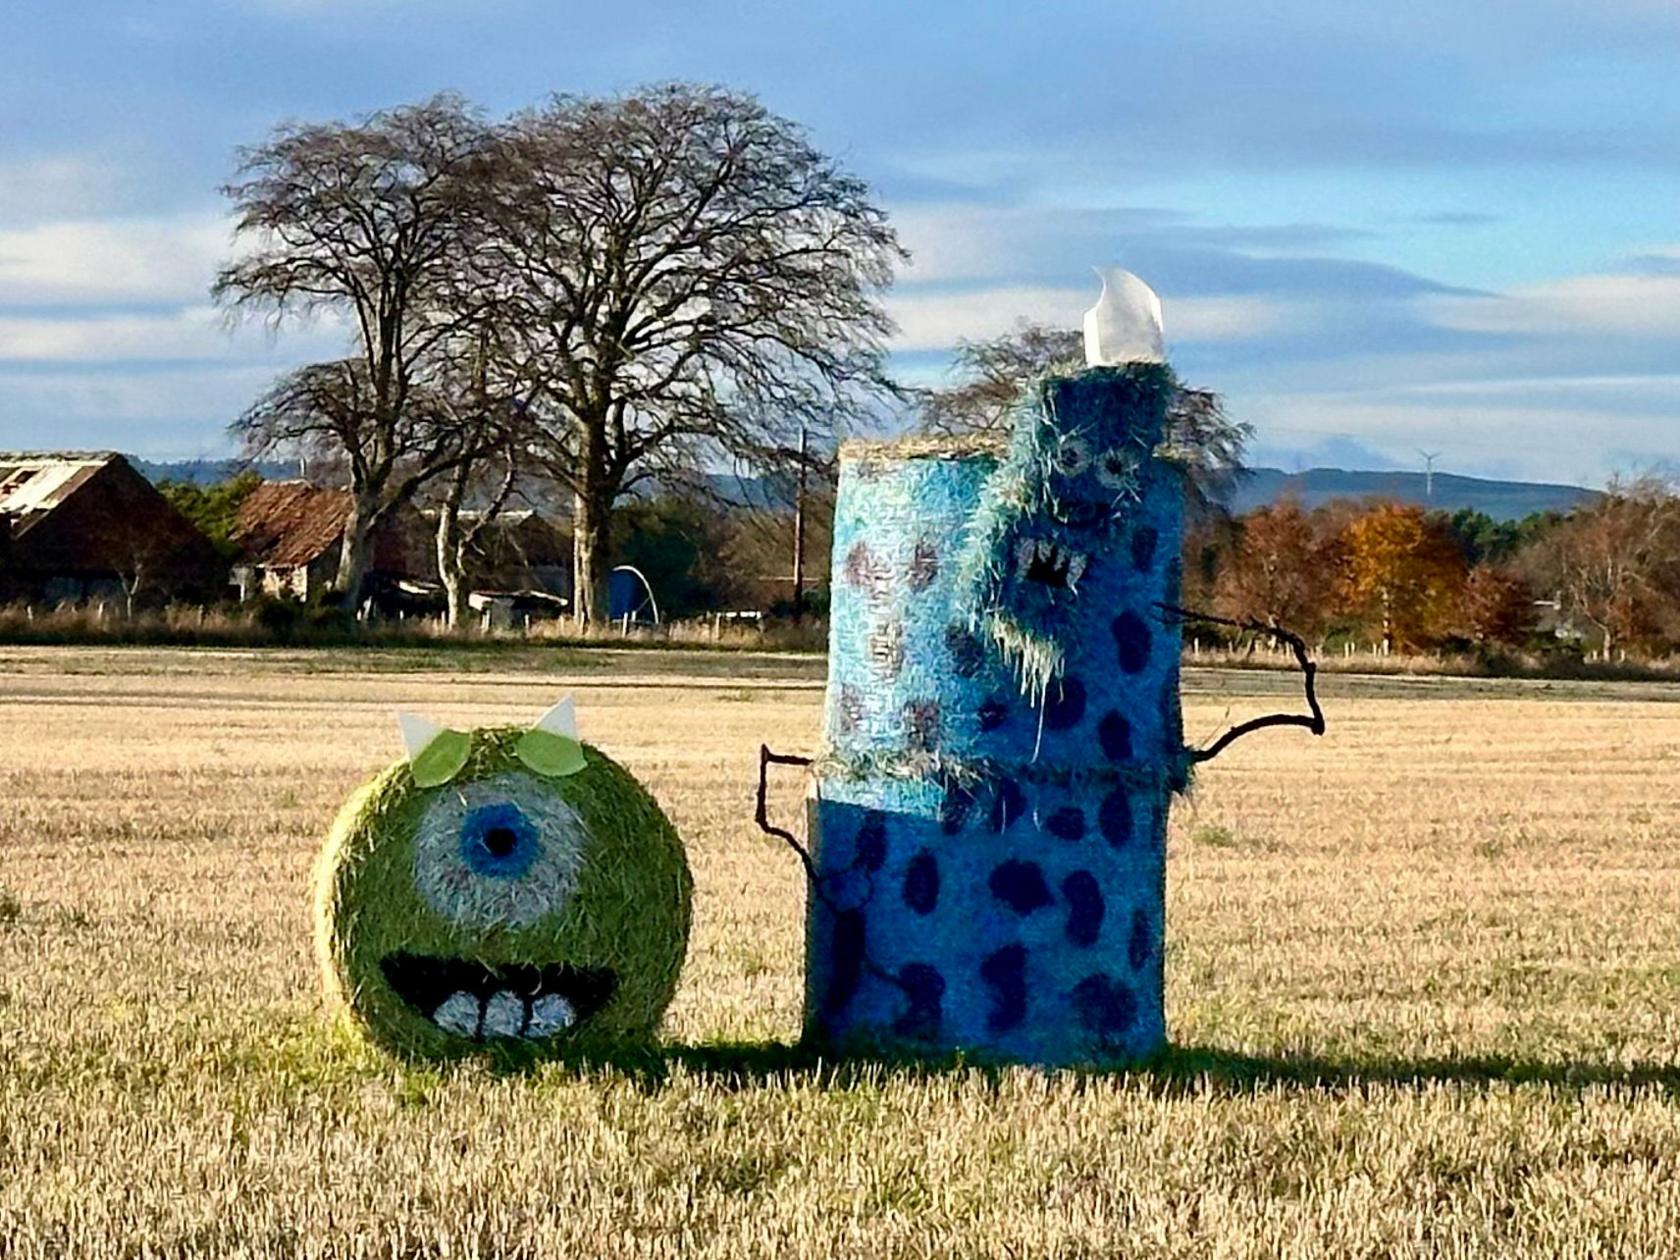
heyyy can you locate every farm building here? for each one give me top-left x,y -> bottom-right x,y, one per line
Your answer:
0,451 -> 221,607
426,507 -> 573,599
229,481 -> 431,604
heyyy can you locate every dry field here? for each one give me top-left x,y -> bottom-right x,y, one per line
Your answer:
1,645 -> 1678,1258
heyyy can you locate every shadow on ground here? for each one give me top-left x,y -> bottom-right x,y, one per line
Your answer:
528,1040 -> 1680,1097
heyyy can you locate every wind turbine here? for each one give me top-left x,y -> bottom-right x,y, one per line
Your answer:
1418,449 -> 1442,500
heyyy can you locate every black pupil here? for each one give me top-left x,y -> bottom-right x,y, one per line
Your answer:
482,826 -> 519,858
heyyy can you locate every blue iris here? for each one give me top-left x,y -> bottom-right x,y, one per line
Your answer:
458,802 -> 540,879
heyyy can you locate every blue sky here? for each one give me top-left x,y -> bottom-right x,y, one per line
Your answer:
1,0 -> 1677,485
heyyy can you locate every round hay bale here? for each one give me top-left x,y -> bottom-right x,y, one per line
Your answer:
314,727 -> 691,1060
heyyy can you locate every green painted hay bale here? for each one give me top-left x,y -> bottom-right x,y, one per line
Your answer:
314,727 -> 691,1061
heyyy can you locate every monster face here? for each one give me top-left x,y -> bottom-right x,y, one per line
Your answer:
963,363 -> 1176,699
314,703 -> 691,1059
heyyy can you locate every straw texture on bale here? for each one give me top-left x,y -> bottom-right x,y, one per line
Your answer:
314,727 -> 691,1061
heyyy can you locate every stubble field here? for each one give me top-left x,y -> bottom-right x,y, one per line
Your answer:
1,645 -> 1678,1258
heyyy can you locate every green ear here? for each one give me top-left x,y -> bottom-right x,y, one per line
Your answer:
514,728 -> 587,778
396,712 -> 472,788
410,728 -> 472,787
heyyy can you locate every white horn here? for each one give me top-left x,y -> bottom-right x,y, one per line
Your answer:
1083,266 -> 1165,367
396,710 -> 447,762
532,696 -> 577,739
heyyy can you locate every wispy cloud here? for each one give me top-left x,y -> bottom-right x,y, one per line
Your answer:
0,213 -> 230,306
0,305 -> 346,363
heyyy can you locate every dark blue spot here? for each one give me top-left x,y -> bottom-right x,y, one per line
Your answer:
1098,711 -> 1132,762
825,910 -> 865,1016
1041,675 -> 1086,730
1112,611 -> 1151,674
903,850 -> 940,915
989,777 -> 1026,833
939,777 -> 977,834
1045,806 -> 1086,842
1072,973 -> 1138,1042
989,860 -> 1052,914
1062,872 -> 1105,947
1098,789 -> 1133,848
459,802 -> 540,879
945,625 -> 985,677
1130,525 -> 1158,572
1128,907 -> 1153,971
892,963 -> 945,1040
854,812 -> 887,872
981,944 -> 1028,1032
977,697 -> 1008,732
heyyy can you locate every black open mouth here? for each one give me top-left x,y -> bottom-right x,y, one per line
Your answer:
381,952 -> 617,1042
1015,537 -> 1089,591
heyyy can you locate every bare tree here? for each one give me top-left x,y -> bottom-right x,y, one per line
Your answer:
231,360 -> 492,607
917,320 -> 1251,517
472,83 -> 904,625
215,95 -> 492,605
920,323 -> 1086,437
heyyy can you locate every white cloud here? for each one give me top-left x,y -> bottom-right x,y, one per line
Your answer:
0,212 -> 231,306
0,156 -> 135,227
1241,378 -> 1680,487
1428,265 -> 1680,339
0,306 -> 345,363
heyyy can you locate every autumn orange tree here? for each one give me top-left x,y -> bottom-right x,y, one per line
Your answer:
1338,502 -> 1467,652
1212,501 -> 1344,641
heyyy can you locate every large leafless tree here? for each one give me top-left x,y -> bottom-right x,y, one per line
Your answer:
215,95 -> 493,605
472,83 -> 904,625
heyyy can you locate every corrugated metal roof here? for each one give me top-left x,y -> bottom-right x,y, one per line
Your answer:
0,453 -> 119,535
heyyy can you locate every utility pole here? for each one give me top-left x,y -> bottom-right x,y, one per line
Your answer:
1418,449 -> 1442,500
790,427 -> 808,623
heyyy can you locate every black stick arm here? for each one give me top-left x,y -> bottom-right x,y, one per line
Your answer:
755,743 -> 817,877
1157,604 -> 1326,764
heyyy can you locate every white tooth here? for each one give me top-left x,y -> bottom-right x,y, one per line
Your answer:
1016,537 -> 1036,576
525,994 -> 577,1038
481,991 -> 524,1038
433,991 -> 480,1038
1067,553 -> 1088,587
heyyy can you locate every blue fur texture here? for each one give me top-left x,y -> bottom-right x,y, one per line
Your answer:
809,366 -> 1185,1067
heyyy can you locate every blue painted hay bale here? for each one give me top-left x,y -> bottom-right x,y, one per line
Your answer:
824,371 -> 1184,775
804,766 -> 1167,1065
810,365 -> 1187,1067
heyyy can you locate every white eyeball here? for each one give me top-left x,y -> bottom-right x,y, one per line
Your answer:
1054,435 -> 1092,476
411,773 -> 587,928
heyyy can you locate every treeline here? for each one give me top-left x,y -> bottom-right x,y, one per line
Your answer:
1186,477 -> 1680,660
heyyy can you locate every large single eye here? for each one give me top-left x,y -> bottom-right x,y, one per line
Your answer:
1054,435 -> 1092,477
1094,447 -> 1139,493
412,774 -> 586,928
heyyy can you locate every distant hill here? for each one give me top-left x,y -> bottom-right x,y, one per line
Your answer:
134,457 -> 297,485
1224,468 -> 1598,522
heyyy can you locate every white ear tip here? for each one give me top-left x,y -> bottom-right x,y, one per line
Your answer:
396,710 -> 445,759
1083,266 -> 1166,366
533,696 -> 577,738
